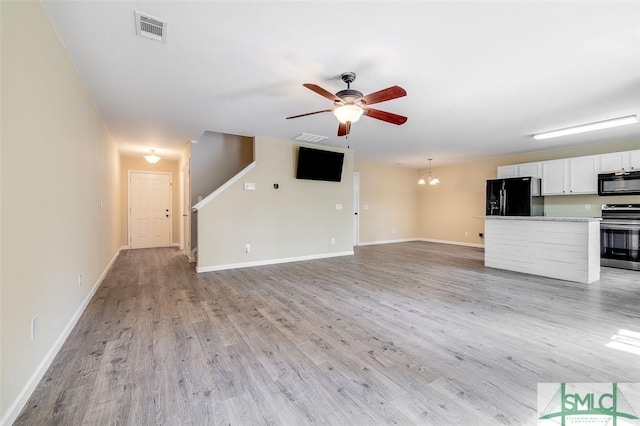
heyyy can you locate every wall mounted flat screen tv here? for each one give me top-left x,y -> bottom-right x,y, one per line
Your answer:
296,146 -> 344,182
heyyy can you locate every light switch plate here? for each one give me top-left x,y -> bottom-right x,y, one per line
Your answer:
336,204 -> 343,210
244,182 -> 256,191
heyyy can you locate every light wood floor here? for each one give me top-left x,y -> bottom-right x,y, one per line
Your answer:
15,242 -> 640,425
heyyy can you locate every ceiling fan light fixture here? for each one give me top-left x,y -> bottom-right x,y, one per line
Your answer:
333,104 -> 364,124
144,150 -> 161,164
533,115 -> 639,140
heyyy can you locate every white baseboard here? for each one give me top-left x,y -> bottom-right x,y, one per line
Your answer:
196,250 -> 354,273
171,243 -> 181,248
1,248 -> 121,426
357,238 -> 417,247
120,245 -> 129,250
416,238 -> 485,249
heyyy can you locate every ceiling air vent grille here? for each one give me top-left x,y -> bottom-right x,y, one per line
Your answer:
135,11 -> 167,43
294,133 -> 328,143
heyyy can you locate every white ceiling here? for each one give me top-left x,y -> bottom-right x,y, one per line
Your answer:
43,1 -> 640,167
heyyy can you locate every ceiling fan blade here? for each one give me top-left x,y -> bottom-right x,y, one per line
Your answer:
286,109 -> 333,119
303,83 -> 342,102
363,107 -> 408,125
337,121 -> 351,137
359,86 -> 407,105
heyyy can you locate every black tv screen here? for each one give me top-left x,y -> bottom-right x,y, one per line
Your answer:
296,146 -> 344,182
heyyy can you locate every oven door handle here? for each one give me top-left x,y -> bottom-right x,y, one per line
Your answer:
601,222 -> 640,230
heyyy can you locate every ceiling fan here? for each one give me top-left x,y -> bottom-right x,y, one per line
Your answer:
286,72 -> 407,137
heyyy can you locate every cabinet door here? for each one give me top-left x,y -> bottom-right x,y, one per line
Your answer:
598,151 -> 629,173
569,155 -> 598,194
629,150 -> 640,170
497,165 -> 517,178
518,162 -> 542,178
541,160 -> 567,195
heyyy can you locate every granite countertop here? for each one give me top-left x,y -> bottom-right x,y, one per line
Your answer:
481,216 -> 601,222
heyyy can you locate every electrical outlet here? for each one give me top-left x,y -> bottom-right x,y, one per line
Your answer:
585,204 -> 591,211
78,274 -> 82,288
245,244 -> 251,254
464,231 -> 469,236
392,229 -> 396,234
331,237 -> 335,245
31,316 -> 38,340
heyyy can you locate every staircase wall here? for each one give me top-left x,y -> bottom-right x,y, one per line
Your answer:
191,131 -> 254,249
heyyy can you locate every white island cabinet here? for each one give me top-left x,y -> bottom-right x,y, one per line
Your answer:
484,216 -> 601,284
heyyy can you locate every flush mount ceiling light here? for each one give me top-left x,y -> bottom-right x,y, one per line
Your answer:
533,115 -> 639,140
418,158 -> 440,186
144,150 -> 161,164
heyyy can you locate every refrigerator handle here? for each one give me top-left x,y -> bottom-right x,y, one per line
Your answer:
499,189 -> 504,215
502,189 -> 507,215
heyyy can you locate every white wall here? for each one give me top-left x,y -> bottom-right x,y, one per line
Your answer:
197,136 -> 353,270
1,2 -> 121,423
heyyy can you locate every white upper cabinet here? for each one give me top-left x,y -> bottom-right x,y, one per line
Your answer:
518,162 -> 542,178
568,155 -> 598,194
542,159 -> 567,195
497,165 -> 517,178
500,150 -> 640,196
628,151 -> 640,170
497,162 -> 542,179
598,151 -> 629,173
598,150 -> 640,173
541,157 -> 597,195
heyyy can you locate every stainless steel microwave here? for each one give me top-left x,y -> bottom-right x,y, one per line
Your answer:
598,170 -> 640,196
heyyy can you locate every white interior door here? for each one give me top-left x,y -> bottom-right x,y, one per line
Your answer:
129,171 -> 171,248
353,172 -> 359,246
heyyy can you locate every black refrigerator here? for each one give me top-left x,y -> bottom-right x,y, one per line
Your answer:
486,177 -> 544,216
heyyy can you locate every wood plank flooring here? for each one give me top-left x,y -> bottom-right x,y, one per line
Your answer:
15,242 -> 640,425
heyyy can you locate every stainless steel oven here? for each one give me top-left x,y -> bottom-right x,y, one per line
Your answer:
601,204 -> 640,271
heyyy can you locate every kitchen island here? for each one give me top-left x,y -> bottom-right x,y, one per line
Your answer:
483,216 -> 601,284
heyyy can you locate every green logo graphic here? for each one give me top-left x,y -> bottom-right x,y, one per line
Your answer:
539,383 -> 639,425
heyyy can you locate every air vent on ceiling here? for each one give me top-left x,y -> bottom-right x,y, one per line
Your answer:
134,11 -> 167,43
294,133 -> 328,143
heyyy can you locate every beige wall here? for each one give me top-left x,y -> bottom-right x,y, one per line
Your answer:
190,131 -> 254,249
1,1 -> 121,422
197,136 -> 353,269
119,155 -> 181,247
354,162 -> 419,243
418,138 -> 640,245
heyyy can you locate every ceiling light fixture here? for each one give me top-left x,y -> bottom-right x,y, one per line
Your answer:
533,115 -> 639,140
333,104 -> 364,124
418,158 -> 439,186
144,150 -> 161,164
